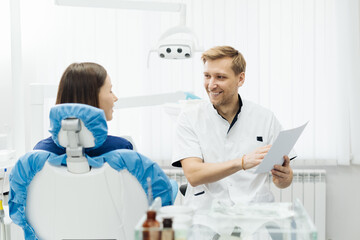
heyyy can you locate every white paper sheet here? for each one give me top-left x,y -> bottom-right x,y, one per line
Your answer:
255,122 -> 308,174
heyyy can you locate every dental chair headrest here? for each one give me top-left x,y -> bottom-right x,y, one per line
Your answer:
49,103 -> 108,149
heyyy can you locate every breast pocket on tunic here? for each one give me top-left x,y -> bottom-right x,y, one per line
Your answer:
240,136 -> 268,173
239,135 -> 267,154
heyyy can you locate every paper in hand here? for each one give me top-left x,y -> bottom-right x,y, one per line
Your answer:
254,122 -> 308,174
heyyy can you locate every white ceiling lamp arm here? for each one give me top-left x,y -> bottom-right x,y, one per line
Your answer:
55,0 -> 202,64
158,25 -> 200,50
178,3 -> 186,26
55,0 -> 185,17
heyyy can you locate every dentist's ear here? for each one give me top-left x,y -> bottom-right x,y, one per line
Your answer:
238,72 -> 245,87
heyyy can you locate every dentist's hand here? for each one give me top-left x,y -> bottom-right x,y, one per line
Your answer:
242,145 -> 271,170
272,155 -> 293,188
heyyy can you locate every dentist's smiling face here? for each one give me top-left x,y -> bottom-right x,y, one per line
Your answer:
98,75 -> 118,121
203,57 -> 244,110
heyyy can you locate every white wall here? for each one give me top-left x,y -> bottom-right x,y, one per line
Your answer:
326,166 -> 360,240
294,165 -> 360,240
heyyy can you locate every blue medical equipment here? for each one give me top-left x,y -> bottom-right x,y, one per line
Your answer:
8,103 -> 177,240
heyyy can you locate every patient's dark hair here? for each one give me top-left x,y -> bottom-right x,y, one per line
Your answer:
56,62 -> 107,108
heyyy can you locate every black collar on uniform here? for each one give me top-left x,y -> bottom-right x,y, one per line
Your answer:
228,94 -> 243,133
214,94 -> 243,133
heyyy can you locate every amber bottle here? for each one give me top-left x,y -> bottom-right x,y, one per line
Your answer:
142,210 -> 160,240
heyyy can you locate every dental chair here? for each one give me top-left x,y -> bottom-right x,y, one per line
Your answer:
8,104 -> 177,240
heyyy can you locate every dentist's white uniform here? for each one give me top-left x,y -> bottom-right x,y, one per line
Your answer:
172,99 -> 288,210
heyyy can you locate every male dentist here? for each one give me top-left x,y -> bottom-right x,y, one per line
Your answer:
172,46 -> 293,210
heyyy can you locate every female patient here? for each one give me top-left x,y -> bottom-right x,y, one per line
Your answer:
34,62 -> 132,155
8,62 -> 176,240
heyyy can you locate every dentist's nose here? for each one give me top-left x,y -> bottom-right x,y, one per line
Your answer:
208,77 -> 217,90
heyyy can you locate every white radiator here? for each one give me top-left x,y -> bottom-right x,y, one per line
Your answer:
164,168 -> 326,240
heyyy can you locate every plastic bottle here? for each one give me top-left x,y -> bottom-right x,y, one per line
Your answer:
161,218 -> 175,240
142,210 -> 160,240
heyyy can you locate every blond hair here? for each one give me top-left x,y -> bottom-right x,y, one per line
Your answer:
201,46 -> 246,75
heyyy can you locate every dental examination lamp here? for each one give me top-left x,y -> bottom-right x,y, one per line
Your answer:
146,24 -> 203,66
157,27 -> 197,59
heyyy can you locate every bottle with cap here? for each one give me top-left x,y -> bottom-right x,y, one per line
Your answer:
161,218 -> 175,240
142,210 -> 160,240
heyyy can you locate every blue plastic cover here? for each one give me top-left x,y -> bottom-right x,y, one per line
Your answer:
185,92 -> 201,100
9,149 -> 177,240
49,103 -> 108,149
9,103 -> 177,240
